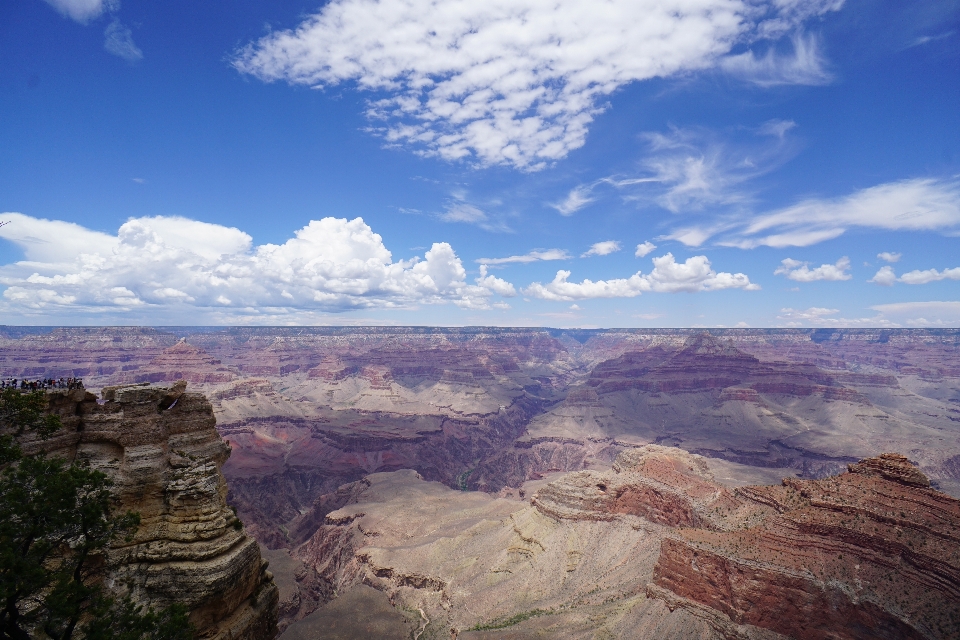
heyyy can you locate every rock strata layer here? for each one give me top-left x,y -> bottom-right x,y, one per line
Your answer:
652,453 -> 960,640
281,447 -> 788,639
34,382 -> 279,639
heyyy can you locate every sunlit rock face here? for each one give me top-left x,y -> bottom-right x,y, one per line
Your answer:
274,448 -> 959,639
35,383 -> 279,640
652,453 -> 960,640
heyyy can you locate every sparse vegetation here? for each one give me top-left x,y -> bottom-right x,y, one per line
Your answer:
0,389 -> 194,640
468,608 -> 553,631
456,468 -> 475,491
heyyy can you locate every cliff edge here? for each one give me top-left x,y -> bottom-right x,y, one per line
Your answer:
34,382 -> 278,639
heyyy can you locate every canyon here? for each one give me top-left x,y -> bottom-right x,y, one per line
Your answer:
2,326 -> 959,638
283,447 -> 960,639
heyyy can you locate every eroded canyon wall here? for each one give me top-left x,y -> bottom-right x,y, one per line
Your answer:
30,382 -> 279,640
281,447 -> 959,639
3,326 -> 959,562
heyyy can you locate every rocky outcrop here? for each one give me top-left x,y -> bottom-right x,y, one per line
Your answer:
114,340 -> 236,385
246,446 -> 960,639
36,382 -> 278,639
279,452 -> 795,639
533,446 -> 747,528
587,334 -> 881,402
651,453 -> 960,640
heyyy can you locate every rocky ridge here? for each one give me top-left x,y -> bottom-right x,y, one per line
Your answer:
31,382 -> 279,639
652,452 -> 960,640
277,447 -> 959,639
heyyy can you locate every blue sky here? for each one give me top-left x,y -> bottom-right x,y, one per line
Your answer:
1,0 -> 958,327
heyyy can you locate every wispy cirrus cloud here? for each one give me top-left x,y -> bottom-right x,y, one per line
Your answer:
779,300 -> 960,327
234,0 -> 842,170
551,186 -> 596,216
870,301 -> 960,326
777,306 -> 895,327
524,253 -> 758,300
906,31 -> 955,48
774,256 -> 851,282
720,33 -> 832,86
554,119 -> 799,216
728,178 -> 960,248
438,200 -> 511,232
476,249 -> 571,265
0,212 -> 516,320
104,18 -> 142,62
671,178 -> 960,249
41,0 -> 142,62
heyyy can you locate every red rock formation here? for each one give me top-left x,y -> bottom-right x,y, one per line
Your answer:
651,453 -> 960,640
0,326 -> 177,378
587,333 -> 880,403
113,340 -> 236,384
533,446 -> 744,529
307,356 -> 357,381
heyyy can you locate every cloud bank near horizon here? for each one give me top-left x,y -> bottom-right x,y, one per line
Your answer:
0,213 -> 515,319
0,213 -> 769,321
524,253 -> 759,301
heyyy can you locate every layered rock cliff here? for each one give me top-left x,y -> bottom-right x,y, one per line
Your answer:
278,447 -> 785,638
34,382 -> 278,639
282,446 -> 960,639
651,453 -> 960,640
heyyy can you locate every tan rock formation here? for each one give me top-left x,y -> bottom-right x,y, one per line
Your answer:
280,446 -> 960,639
282,449 -> 788,639
35,382 -> 278,639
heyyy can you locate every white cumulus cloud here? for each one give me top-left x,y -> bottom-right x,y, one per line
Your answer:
581,241 -> 621,257
0,213 -> 516,319
877,251 -> 901,263
872,265 -> 960,286
898,267 -> 960,285
233,0 -> 841,170
524,253 -> 757,300
869,265 -> 898,286
635,241 -> 657,257
774,256 -> 851,282
474,265 -> 517,297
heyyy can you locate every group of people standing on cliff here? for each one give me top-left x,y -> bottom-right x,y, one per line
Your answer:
1,377 -> 84,391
